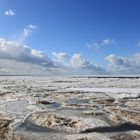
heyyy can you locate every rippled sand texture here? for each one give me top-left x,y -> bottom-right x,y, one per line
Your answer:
0,76 -> 140,140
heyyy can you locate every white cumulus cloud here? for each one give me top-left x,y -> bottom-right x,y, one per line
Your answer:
5,9 -> 16,16
101,39 -> 114,46
106,54 -> 140,74
86,38 -> 114,49
71,53 -> 91,69
24,24 -> 37,36
70,53 -> 105,74
106,54 -> 130,67
0,38 -> 53,66
17,24 -> 37,43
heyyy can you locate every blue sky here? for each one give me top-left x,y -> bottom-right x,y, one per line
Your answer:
0,0 -> 140,75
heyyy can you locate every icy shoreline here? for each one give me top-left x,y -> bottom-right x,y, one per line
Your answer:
0,76 -> 140,140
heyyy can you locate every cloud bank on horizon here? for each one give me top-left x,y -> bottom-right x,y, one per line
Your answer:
0,38 -> 106,75
0,37 -> 140,75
